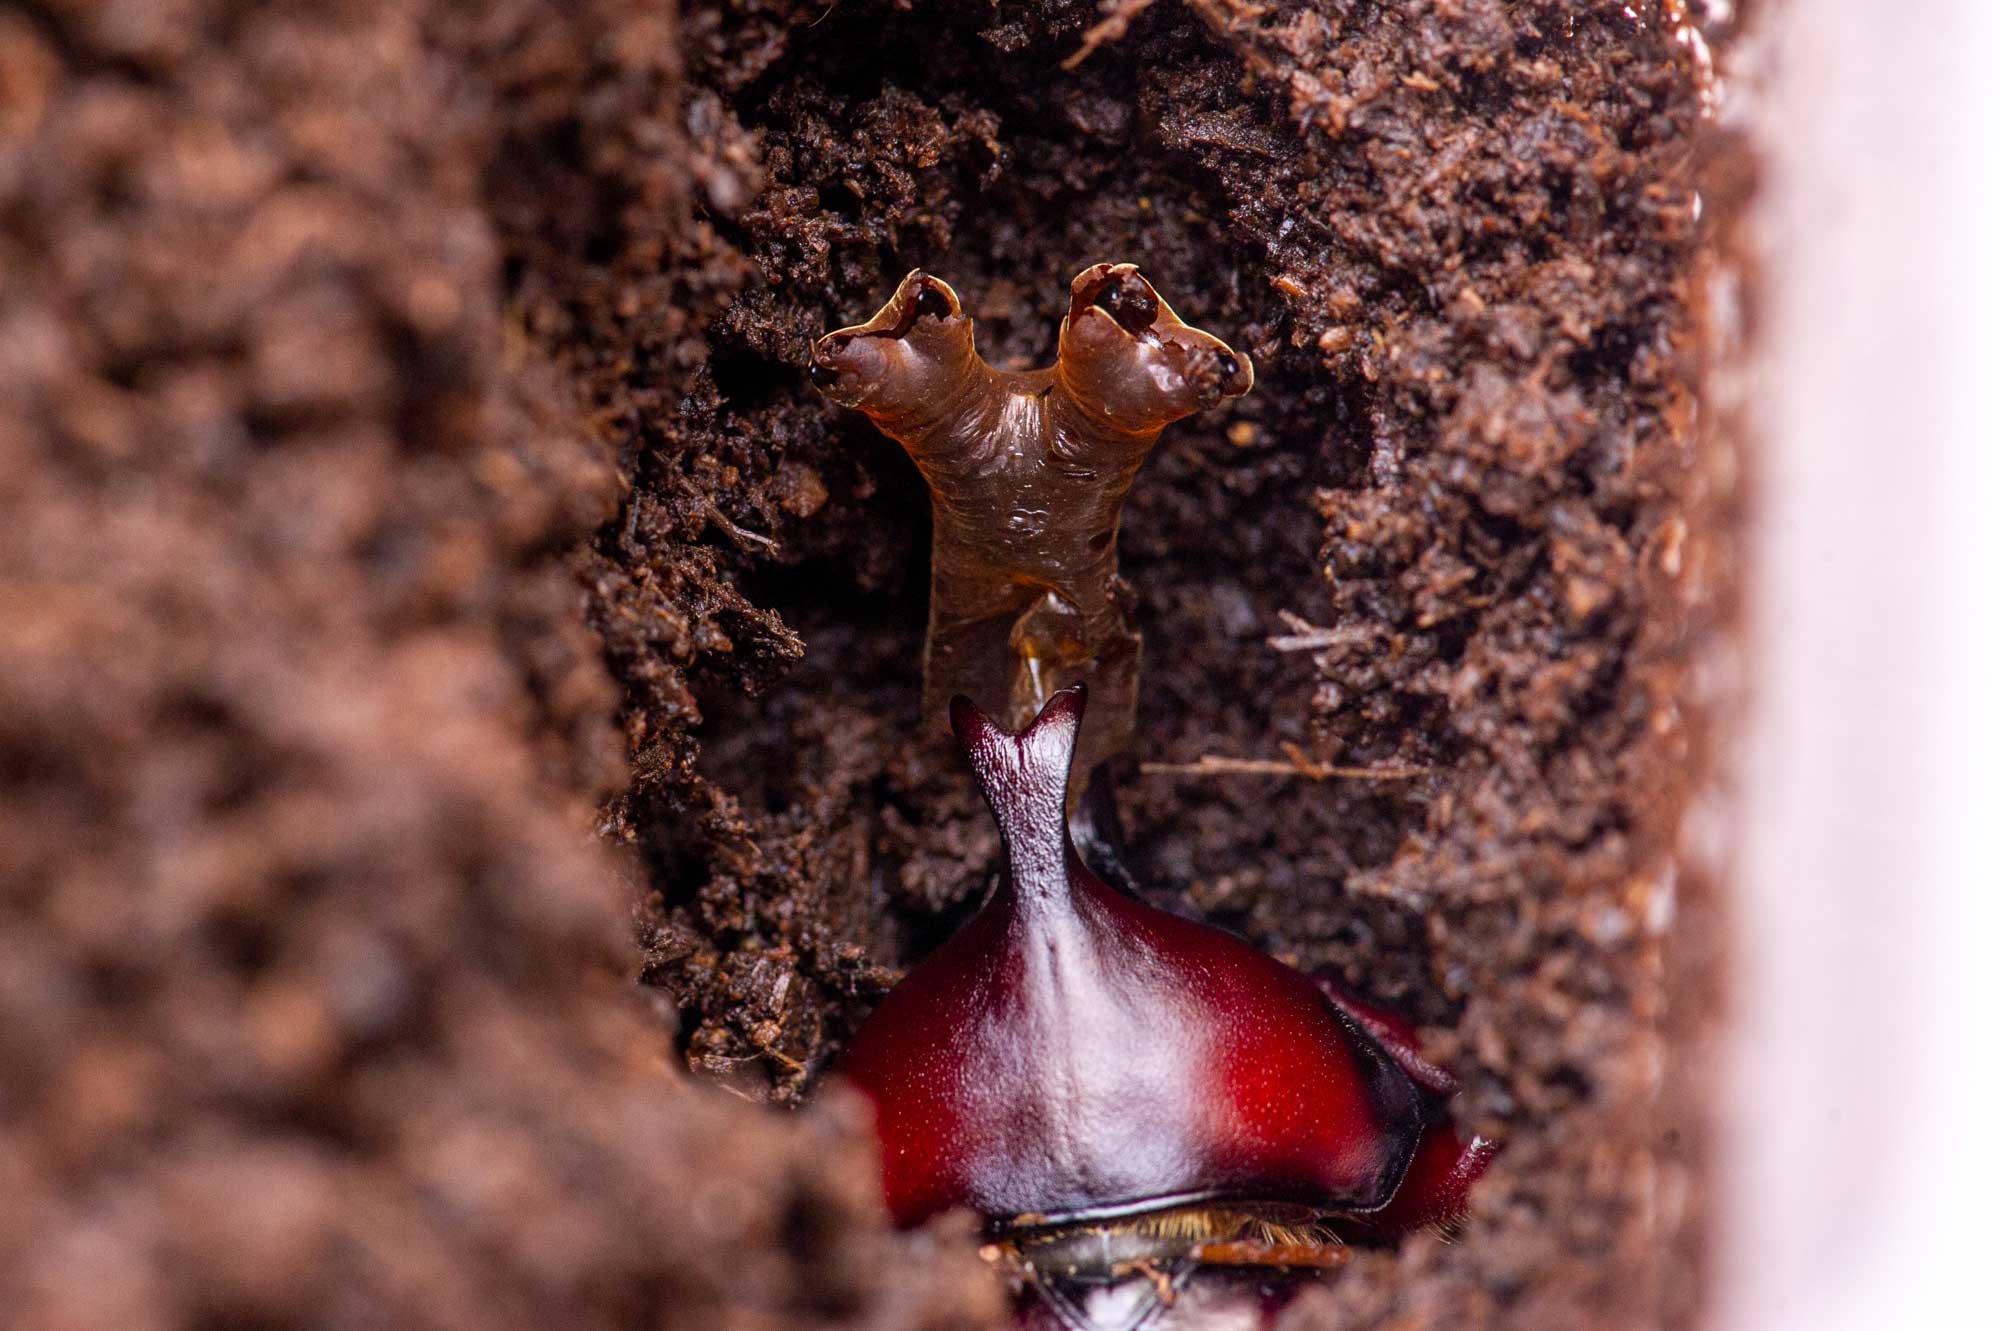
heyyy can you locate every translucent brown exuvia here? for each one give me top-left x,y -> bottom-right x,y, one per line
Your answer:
809,264 -> 1253,779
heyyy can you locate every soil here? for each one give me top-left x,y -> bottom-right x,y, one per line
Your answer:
1,1 -> 1738,1328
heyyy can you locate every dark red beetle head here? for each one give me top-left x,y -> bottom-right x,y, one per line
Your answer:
840,687 -> 1490,1245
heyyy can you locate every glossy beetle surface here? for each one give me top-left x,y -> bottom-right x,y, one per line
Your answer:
840,688 -> 1492,1311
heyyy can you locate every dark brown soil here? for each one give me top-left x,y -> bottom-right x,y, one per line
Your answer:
1,1 -> 1736,1327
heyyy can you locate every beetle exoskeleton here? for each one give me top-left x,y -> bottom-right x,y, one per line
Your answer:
840,688 -> 1492,1325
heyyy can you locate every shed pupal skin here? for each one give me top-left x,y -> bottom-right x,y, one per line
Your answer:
838,689 -> 1493,1275
808,265 -> 1253,783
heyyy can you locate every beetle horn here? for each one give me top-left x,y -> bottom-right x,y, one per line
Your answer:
949,687 -> 1087,896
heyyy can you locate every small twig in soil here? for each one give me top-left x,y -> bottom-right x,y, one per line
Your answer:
1266,608 -> 1371,653
704,499 -> 779,553
1141,743 -> 1432,782
1062,0 -> 1158,70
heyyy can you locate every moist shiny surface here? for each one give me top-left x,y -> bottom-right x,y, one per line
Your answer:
809,266 -> 1252,779
838,689 -> 1418,1229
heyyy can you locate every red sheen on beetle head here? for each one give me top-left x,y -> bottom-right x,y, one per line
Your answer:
841,686 -> 1431,1231
1308,975 -> 1497,1234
